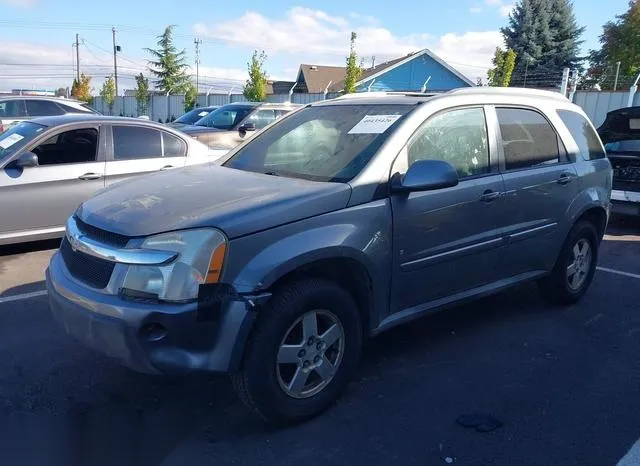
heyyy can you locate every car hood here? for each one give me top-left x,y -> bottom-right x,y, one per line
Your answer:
76,164 -> 352,239
179,125 -> 227,135
598,107 -> 640,144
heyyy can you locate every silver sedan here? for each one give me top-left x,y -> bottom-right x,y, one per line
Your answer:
0,114 -> 215,245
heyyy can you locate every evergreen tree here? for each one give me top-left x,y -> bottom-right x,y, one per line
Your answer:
184,82 -> 198,111
344,32 -> 362,94
243,50 -> 268,102
145,25 -> 190,94
501,0 -> 583,87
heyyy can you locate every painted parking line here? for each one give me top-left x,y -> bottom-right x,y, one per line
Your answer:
597,266 -> 640,281
618,440 -> 640,466
0,290 -> 47,305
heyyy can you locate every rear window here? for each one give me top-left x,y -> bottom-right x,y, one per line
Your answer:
557,110 -> 605,160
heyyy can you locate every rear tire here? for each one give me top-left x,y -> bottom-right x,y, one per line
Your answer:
232,278 -> 362,424
538,220 -> 599,306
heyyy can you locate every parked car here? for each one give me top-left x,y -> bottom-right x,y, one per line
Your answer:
0,114 -> 212,246
597,106 -> 640,216
167,106 -> 219,129
0,96 -> 97,134
179,102 -> 302,152
47,88 -> 611,424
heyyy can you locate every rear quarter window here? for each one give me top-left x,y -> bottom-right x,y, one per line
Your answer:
556,110 -> 605,161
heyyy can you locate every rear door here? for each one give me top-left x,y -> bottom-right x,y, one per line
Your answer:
0,125 -> 105,240
104,125 -> 188,186
492,106 -> 579,277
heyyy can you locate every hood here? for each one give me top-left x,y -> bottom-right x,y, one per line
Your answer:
76,164 -> 352,239
598,106 -> 640,144
179,125 -> 227,135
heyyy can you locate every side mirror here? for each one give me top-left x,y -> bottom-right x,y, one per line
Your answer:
14,151 -> 39,168
391,159 -> 459,193
238,122 -> 256,135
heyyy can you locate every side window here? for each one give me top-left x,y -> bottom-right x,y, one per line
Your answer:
247,109 -> 276,129
26,100 -> 64,117
113,126 -> 162,160
0,100 -> 27,118
556,110 -> 605,160
407,107 -> 490,178
31,128 -> 98,165
162,132 -> 187,157
496,108 -> 560,170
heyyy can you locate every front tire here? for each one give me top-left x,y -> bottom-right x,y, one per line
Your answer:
538,220 -> 599,305
232,278 -> 362,424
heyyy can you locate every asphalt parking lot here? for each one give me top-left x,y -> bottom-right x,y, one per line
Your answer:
1,217 -> 640,466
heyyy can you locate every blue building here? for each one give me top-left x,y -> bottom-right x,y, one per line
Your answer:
295,49 -> 475,95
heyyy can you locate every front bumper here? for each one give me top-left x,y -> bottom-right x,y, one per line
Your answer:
46,251 -> 257,375
611,189 -> 640,216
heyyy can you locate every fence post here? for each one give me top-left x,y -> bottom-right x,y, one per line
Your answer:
560,67 -> 570,97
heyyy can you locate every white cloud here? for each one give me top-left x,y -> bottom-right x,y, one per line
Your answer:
485,0 -> 515,17
194,7 -> 502,82
0,0 -> 37,6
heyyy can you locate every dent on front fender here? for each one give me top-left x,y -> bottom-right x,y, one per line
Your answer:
222,200 -> 393,296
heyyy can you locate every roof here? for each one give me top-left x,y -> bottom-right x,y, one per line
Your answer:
304,49 -> 476,93
298,64 -> 348,93
25,114 -> 178,128
0,95 -> 88,104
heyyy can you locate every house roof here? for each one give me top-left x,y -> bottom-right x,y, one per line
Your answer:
298,64 -> 347,93
322,48 -> 475,93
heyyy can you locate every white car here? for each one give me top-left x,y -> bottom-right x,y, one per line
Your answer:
0,96 -> 97,134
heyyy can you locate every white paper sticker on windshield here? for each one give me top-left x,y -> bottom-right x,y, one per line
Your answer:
348,114 -> 402,134
198,111 -> 209,117
630,119 -> 640,130
0,133 -> 24,149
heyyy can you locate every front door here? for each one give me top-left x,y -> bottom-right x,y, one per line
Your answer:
0,125 -> 105,241
492,106 -> 579,277
105,125 -> 187,186
390,106 -> 507,314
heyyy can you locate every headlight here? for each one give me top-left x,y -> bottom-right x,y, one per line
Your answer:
121,228 -> 227,302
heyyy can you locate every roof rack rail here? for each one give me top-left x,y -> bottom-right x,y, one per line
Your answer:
447,87 -> 569,101
333,91 -> 440,100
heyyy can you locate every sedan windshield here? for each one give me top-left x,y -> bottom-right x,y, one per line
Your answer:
0,121 -> 46,162
223,104 -> 415,182
175,107 -> 216,125
195,106 -> 254,130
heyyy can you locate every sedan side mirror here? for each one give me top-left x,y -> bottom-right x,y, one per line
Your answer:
238,122 -> 256,136
14,151 -> 39,168
391,159 -> 459,193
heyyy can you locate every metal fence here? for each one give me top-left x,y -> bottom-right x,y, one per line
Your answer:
572,90 -> 640,127
92,92 -> 340,121
92,89 -> 640,127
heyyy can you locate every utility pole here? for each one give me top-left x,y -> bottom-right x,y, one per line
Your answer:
112,27 -> 119,97
194,37 -> 202,94
75,33 -> 80,81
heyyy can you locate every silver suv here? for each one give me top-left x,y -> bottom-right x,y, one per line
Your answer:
46,88 -> 612,424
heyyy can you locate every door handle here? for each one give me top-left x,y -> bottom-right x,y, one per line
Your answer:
78,172 -> 103,180
160,165 -> 174,171
480,190 -> 502,202
557,172 -> 576,185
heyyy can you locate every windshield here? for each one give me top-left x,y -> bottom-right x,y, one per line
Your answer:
0,121 -> 46,162
195,105 -> 254,129
223,104 -> 415,182
605,140 -> 640,153
175,107 -> 216,125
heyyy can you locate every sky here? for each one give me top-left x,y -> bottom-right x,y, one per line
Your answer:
0,0 -> 632,94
